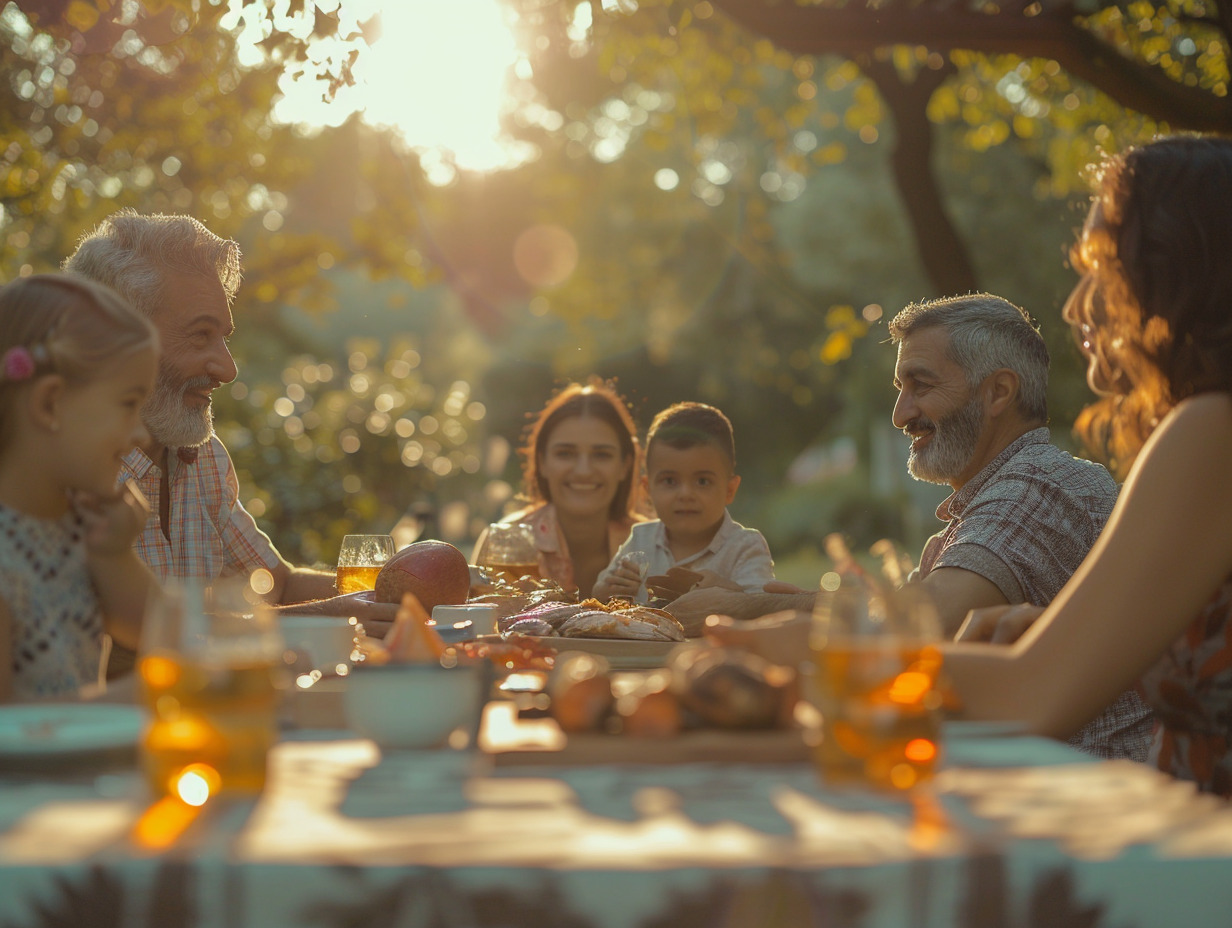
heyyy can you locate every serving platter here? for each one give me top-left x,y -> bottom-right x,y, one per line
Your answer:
516,635 -> 683,670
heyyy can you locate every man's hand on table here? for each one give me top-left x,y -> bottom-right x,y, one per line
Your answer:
956,603 -> 1045,644
664,586 -> 816,637
274,591 -> 398,638
702,609 -> 812,667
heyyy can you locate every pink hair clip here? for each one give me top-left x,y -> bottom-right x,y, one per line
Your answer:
1,345 -> 44,382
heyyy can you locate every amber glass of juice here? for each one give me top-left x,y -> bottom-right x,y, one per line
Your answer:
809,583 -> 944,792
139,579 -> 284,802
335,534 -> 395,593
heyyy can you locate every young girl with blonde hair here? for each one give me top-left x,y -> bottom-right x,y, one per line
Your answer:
0,273 -> 158,701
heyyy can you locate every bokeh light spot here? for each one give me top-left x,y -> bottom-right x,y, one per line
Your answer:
513,224 -> 579,288
175,764 -> 220,807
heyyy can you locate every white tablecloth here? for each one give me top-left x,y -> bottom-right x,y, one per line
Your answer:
3,730 -> 1232,927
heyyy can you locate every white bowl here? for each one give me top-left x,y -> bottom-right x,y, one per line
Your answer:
279,616 -> 355,672
343,662 -> 484,749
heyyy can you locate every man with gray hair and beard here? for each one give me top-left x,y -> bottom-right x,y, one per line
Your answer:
669,293 -> 1153,761
63,210 -> 393,674
888,294 -> 1113,628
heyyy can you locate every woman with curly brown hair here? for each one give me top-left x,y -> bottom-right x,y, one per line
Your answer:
473,378 -> 646,599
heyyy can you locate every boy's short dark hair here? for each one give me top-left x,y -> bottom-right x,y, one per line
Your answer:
646,402 -> 736,470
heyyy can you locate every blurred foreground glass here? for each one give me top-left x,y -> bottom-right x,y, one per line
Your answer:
475,523 -> 539,584
336,534 -> 395,593
808,583 -> 944,792
138,578 -> 284,803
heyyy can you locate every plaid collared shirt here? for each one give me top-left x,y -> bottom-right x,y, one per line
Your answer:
119,436 -> 283,583
917,428 -> 1120,606
915,428 -> 1155,763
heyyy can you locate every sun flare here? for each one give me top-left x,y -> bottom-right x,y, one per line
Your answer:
272,0 -> 525,175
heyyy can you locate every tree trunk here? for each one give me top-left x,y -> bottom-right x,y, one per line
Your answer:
861,58 -> 979,297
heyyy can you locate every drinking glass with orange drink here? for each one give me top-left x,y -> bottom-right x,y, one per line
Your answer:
474,523 -> 539,585
808,581 -> 944,792
335,534 -> 395,593
138,577 -> 285,804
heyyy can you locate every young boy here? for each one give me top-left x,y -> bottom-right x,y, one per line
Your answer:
593,402 -> 774,603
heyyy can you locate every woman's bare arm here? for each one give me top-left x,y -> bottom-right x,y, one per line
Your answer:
942,394 -> 1232,738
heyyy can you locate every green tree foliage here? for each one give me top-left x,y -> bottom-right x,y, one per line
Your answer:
3,0 -> 1226,563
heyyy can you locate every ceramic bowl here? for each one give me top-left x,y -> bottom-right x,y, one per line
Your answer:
279,616 -> 356,672
343,661 -> 485,750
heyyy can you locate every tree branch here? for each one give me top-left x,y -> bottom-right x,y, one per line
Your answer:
708,1 -> 1232,132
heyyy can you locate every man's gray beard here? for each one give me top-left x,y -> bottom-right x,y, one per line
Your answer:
142,367 -> 215,449
906,392 -> 984,485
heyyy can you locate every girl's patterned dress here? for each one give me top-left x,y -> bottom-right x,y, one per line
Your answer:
0,502 -> 103,699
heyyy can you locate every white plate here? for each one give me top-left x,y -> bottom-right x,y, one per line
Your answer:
0,703 -> 144,761
943,719 -> 1029,739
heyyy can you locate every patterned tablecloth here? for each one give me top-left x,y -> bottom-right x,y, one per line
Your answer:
2,722 -> 1232,928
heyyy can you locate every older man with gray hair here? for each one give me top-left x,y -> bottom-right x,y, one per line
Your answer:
888,293 -> 1113,626
670,293 -> 1153,761
63,210 -> 393,675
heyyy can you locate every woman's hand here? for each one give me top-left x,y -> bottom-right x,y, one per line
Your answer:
956,603 -> 1045,644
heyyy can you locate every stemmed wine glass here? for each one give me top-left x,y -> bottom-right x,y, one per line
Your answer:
474,523 -> 539,585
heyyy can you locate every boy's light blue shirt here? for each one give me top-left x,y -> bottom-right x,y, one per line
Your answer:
596,510 -> 775,603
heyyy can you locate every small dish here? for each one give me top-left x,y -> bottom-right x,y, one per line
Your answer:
0,703 -> 144,763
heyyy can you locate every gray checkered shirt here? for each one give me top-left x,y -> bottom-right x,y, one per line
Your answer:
917,428 -> 1154,762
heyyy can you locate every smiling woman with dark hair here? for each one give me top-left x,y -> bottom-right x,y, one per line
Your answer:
474,377 -> 646,599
